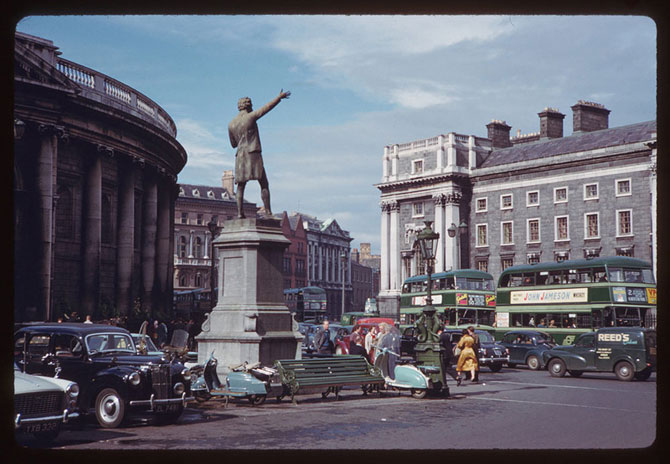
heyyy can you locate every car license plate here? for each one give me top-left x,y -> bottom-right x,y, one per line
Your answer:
155,403 -> 180,413
25,421 -> 58,433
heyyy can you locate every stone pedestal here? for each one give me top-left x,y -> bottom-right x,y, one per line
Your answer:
196,217 -> 303,377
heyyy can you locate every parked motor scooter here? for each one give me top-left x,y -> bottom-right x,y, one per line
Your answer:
190,352 -> 286,405
372,325 -> 432,399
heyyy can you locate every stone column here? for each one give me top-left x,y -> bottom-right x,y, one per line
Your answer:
141,174 -> 157,313
37,126 -> 57,321
188,230 -> 194,258
204,231 -> 210,259
382,146 -> 390,182
437,135 -> 445,171
468,135 -> 477,170
155,179 -> 171,304
433,193 -> 446,273
444,192 -> 462,270
447,133 -> 456,168
115,159 -> 135,315
391,145 -> 399,179
380,202 -> 390,291
389,201 -> 400,292
318,243 -> 323,282
82,150 -> 102,316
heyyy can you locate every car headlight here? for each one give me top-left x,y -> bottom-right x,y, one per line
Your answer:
173,382 -> 185,395
127,371 -> 141,386
181,367 -> 191,378
66,382 -> 79,398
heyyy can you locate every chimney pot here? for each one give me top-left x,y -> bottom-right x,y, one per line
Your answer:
538,107 -> 565,139
486,119 -> 512,149
571,100 -> 610,133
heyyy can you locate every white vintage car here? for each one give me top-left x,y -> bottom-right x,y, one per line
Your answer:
14,363 -> 80,442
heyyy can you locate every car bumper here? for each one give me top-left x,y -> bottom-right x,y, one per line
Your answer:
15,409 -> 79,430
478,356 -> 510,365
129,392 -> 194,410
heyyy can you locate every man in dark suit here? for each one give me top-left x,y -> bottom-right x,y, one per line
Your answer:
314,320 -> 334,355
439,327 -> 461,386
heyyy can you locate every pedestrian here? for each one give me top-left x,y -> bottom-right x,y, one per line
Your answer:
313,320 -> 334,355
467,326 -> 481,382
438,327 -> 461,386
348,332 -> 369,363
157,321 -> 168,348
456,329 -> 478,384
365,326 -> 378,356
84,314 -> 93,324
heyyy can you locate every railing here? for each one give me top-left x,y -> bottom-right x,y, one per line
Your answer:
174,257 -> 212,266
55,58 -> 177,137
394,133 -> 474,153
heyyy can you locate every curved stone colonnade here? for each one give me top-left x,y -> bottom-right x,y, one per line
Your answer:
14,32 -> 187,322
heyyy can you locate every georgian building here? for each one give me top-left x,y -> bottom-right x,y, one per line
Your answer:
278,211 -> 308,290
173,171 -> 257,298
283,212 -> 354,320
376,100 -> 656,319
350,247 -> 379,312
14,32 -> 187,322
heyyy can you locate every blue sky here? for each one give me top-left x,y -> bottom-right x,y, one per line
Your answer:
15,15 -> 656,254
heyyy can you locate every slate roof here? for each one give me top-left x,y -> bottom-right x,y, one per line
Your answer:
480,120 -> 656,168
178,183 -> 256,204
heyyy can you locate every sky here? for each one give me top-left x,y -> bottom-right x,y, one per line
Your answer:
15,15 -> 657,254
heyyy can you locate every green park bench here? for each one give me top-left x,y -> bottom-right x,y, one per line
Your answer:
274,355 -> 385,404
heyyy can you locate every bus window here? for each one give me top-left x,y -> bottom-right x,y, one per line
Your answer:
567,269 -> 578,284
608,268 -> 624,282
642,269 -> 655,284
402,284 -> 410,293
522,273 -> 535,286
536,272 -> 548,286
593,267 -> 608,282
547,270 -> 565,285
485,279 -> 495,291
510,275 -> 524,287
575,313 -> 592,329
577,269 -> 592,283
603,307 -> 615,326
511,313 -> 523,327
455,277 -> 467,289
499,274 -> 510,287
523,314 -> 536,326
444,309 -> 457,326
445,277 -> 455,289
477,310 -> 495,326
591,310 -> 602,328
624,269 -> 643,283
432,280 -> 440,290
615,307 -> 641,326
457,309 -> 477,325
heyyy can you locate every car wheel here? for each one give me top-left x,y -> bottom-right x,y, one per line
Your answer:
526,355 -> 541,371
568,370 -> 583,377
489,363 -> 503,373
634,369 -> 652,381
154,405 -> 184,425
248,394 -> 266,406
410,389 -> 427,399
548,358 -> 567,377
614,361 -> 634,381
95,387 -> 126,428
507,363 -> 517,368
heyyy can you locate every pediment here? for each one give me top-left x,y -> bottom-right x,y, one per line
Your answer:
14,41 -> 81,92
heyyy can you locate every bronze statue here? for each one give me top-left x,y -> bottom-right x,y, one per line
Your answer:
228,89 -> 291,218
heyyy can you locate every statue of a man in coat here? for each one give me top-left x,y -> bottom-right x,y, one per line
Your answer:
228,89 -> 291,218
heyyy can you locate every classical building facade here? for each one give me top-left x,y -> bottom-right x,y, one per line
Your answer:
281,212 -> 353,320
173,171 -> 257,297
14,32 -> 187,322
376,100 -> 657,319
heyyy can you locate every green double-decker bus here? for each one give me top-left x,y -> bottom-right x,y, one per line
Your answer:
400,269 -> 497,329
495,257 -> 657,344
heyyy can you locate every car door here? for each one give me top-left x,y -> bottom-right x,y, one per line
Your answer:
569,334 -> 597,370
22,332 -> 55,376
502,333 -> 526,363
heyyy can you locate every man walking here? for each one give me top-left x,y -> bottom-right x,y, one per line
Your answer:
439,327 -> 461,386
228,89 -> 291,218
313,320 -> 334,355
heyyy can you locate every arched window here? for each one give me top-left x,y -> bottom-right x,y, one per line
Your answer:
195,237 -> 202,258
179,274 -> 187,287
179,236 -> 187,258
195,273 -> 202,287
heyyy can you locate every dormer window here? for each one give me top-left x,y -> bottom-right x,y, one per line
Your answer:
412,159 -> 424,174
179,187 -> 185,196
192,189 -> 200,197
207,190 -> 215,199
221,191 -> 229,199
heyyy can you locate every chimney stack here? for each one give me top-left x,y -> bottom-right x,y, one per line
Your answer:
221,170 -> 234,194
486,119 -> 512,149
571,100 -> 610,133
538,107 -> 565,139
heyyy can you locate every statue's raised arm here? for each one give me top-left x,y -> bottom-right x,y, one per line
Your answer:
252,89 -> 291,120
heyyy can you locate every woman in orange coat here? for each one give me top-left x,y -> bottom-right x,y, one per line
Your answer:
456,329 -> 479,383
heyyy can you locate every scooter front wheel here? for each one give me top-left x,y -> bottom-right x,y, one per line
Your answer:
410,389 -> 427,399
248,394 -> 266,406
194,391 -> 212,403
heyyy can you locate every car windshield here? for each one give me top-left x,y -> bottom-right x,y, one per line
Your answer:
132,334 -> 158,352
476,331 -> 495,343
86,333 -> 135,354
536,333 -> 556,345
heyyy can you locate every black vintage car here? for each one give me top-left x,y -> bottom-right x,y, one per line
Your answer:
499,330 -> 557,370
441,329 -> 510,372
14,323 -> 194,428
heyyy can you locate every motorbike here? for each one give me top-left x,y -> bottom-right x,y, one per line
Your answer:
371,325 -> 433,399
190,352 -> 286,405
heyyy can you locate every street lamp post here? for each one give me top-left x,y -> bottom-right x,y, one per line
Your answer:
413,220 -> 448,396
340,251 -> 347,317
207,219 -> 220,310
